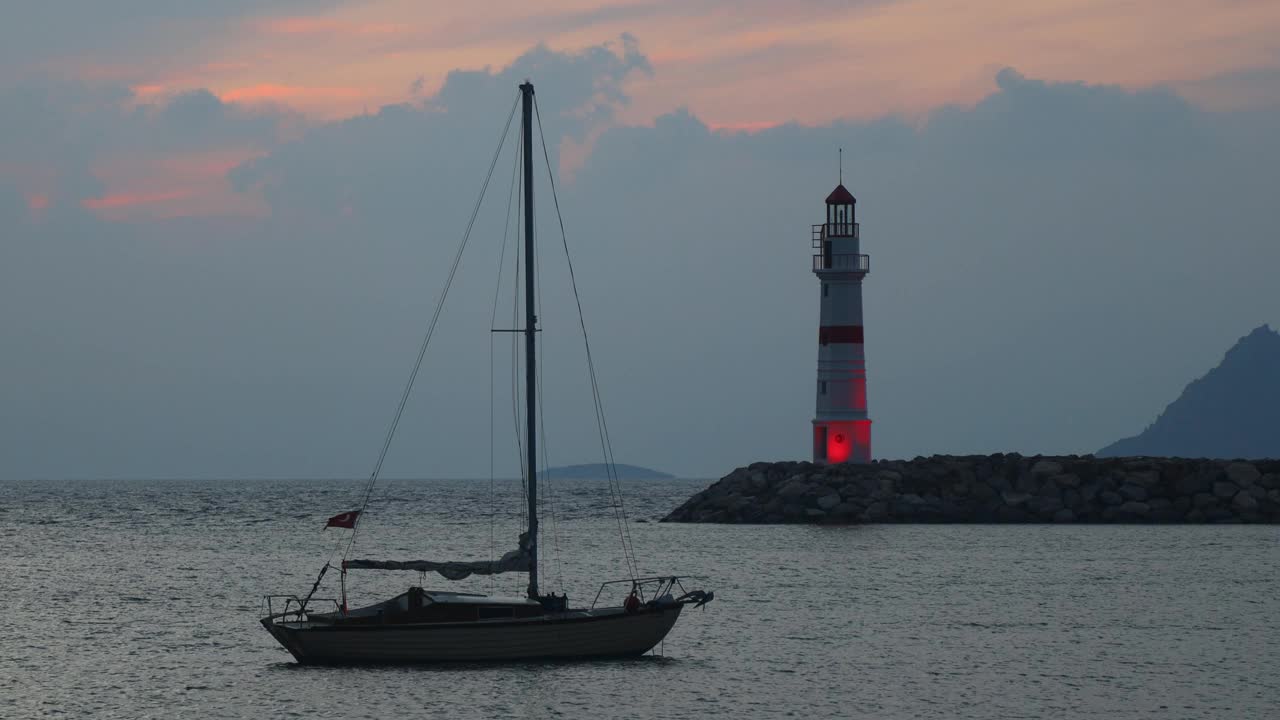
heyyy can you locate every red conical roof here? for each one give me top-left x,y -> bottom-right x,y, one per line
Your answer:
825,184 -> 856,205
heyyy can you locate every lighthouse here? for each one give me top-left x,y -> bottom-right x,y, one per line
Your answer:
811,167 -> 871,464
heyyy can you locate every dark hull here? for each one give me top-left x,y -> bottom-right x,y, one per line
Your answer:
261,606 -> 683,664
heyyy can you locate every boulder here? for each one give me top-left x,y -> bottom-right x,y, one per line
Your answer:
1061,487 -> 1081,508
996,505 -> 1031,522
1030,496 -> 1065,516
830,503 -> 860,520
1030,460 -> 1064,476
1212,481 -> 1239,499
1014,473 -> 1040,493
1127,470 -> 1160,488
1225,462 -> 1261,487
1119,501 -> 1151,517
1001,490 -> 1032,507
1204,507 -> 1237,523
816,493 -> 842,511
1052,508 -> 1076,523
1192,493 -> 1218,508
1053,473 -> 1081,488
971,482 -> 998,500
778,480 -> 811,498
862,501 -> 889,521
1233,492 -> 1259,511
1037,481 -> 1063,499
1174,472 -> 1206,496
1118,484 -> 1148,502
1100,490 -> 1123,507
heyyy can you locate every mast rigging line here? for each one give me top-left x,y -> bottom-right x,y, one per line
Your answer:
343,92 -> 521,563
532,96 -> 640,581
532,181 -> 566,593
488,121 -> 523,592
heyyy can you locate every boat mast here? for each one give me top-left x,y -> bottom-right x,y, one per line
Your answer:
520,81 -> 539,600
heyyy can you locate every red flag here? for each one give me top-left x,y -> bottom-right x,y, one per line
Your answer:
325,510 -> 360,529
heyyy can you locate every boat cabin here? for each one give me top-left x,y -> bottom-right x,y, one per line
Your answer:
313,588 -> 549,625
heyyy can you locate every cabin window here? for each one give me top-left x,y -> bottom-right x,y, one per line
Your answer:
819,380 -> 827,395
823,283 -> 829,297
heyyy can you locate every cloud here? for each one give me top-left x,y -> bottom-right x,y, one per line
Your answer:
1,43 -> 1279,479
228,36 -> 651,218
0,81 -> 287,217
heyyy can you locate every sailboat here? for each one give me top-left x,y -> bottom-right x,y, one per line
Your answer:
260,81 -> 713,664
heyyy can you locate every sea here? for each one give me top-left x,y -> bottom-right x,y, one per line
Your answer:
1,477 -> 1276,719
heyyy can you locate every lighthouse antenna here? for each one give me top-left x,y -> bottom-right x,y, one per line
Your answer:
839,148 -> 843,184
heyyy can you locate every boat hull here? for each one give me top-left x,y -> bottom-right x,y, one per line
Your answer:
261,606 -> 684,664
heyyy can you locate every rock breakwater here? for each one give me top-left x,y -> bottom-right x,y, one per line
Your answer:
662,455 -> 1280,523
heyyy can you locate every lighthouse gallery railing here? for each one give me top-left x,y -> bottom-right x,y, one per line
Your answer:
813,253 -> 870,272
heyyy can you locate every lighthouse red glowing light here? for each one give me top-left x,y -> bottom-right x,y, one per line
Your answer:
812,175 -> 872,464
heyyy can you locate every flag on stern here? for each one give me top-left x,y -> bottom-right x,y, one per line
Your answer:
325,510 -> 360,529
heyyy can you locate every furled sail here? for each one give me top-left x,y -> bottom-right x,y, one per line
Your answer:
344,533 -> 531,581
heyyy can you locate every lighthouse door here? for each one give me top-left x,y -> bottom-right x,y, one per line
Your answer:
813,426 -> 827,463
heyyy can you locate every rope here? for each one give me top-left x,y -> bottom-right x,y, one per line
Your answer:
507,132 -> 527,596
511,133 -> 528,526
533,96 -> 639,581
342,92 -> 520,563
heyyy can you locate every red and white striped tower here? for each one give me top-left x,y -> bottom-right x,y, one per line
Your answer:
811,166 -> 871,464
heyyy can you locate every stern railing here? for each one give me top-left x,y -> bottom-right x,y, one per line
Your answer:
590,575 -> 707,609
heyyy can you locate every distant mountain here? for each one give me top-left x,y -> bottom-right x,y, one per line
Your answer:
544,463 -> 674,480
1098,324 -> 1280,459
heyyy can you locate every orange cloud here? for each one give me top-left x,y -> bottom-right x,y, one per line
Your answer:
131,84 -> 166,100
44,0 -> 1280,140
26,193 -> 50,211
707,120 -> 783,133
79,148 -> 270,220
219,83 -> 368,104
82,189 -> 192,210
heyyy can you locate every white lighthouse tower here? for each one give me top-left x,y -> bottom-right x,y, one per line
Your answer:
811,163 -> 871,464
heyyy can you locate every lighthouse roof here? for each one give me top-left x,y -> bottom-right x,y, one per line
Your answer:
825,184 -> 856,205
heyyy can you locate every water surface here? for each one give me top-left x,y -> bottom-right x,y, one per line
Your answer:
1,478 -> 1275,718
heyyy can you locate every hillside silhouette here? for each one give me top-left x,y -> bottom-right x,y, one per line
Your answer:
1099,325 -> 1280,458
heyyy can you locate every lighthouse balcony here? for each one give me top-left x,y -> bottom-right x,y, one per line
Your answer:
812,222 -> 860,243
813,253 -> 870,272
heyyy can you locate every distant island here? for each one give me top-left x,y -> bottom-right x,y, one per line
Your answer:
1099,324 -> 1280,458
545,463 -> 673,480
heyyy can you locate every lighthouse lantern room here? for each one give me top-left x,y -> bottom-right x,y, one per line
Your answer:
811,159 -> 871,464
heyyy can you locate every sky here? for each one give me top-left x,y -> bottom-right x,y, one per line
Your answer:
2,1 -> 1279,479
